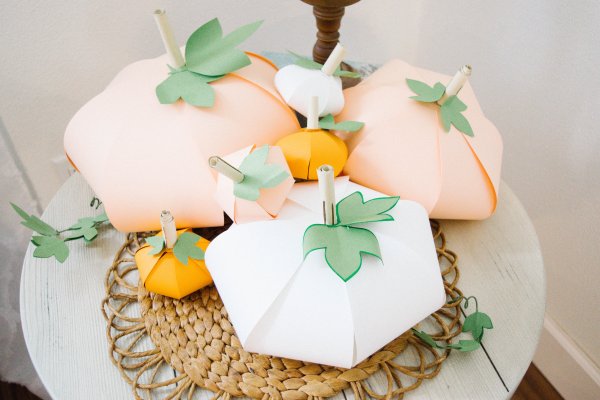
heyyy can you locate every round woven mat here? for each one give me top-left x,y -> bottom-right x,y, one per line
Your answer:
102,220 -> 463,400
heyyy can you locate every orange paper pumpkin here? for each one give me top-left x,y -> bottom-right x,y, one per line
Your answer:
135,229 -> 211,299
276,128 -> 347,180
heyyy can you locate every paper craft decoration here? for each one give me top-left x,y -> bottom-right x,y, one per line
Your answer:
135,212 -> 211,299
154,12 -> 262,107
276,97 -> 363,180
337,60 -> 503,220
205,176 -> 445,368
64,17 -> 300,233
210,145 -> 294,223
274,43 -> 353,117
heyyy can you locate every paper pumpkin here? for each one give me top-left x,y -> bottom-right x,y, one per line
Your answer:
135,228 -> 211,299
205,177 -> 445,368
64,51 -> 300,232
213,145 -> 294,223
337,59 -> 503,220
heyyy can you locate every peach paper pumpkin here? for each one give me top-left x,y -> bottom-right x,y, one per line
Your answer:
337,59 -> 503,220
64,52 -> 300,232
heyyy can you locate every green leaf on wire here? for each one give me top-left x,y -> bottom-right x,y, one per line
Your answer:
288,51 -> 361,79
173,232 -> 205,265
31,236 -> 69,263
233,145 -> 289,201
319,114 -> 365,132
11,203 -> 57,236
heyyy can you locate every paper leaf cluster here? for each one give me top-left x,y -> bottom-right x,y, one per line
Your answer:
303,192 -> 400,282
319,114 -> 364,133
233,145 -> 290,201
289,51 -> 361,79
412,296 -> 493,352
12,202 -> 110,263
156,19 -> 262,107
406,78 -> 474,137
146,231 -> 205,266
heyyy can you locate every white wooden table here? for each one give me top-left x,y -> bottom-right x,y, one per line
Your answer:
20,173 -> 545,399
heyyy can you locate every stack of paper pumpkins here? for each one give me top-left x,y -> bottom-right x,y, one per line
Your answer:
63,13 -> 502,368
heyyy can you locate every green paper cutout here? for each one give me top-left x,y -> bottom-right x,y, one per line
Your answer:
173,232 -> 205,265
319,114 -> 365,132
302,191 -> 399,282
233,145 -> 290,201
12,203 -> 110,263
303,225 -> 381,281
406,79 -> 445,102
289,51 -> 361,79
336,192 -> 399,226
406,78 -> 474,136
146,235 -> 165,256
411,295 -> 493,353
440,96 -> 474,136
31,236 -> 69,263
156,18 -> 262,107
156,70 -> 217,106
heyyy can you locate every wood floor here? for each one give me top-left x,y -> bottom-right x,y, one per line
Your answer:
0,363 -> 562,399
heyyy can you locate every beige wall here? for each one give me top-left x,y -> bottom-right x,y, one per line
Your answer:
1,0 -> 599,393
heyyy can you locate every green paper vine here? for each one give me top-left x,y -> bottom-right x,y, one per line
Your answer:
146,231 -> 205,266
302,192 -> 399,282
156,18 -> 263,107
412,295 -> 493,352
319,114 -> 364,133
12,202 -> 110,264
233,145 -> 290,201
406,78 -> 474,137
289,51 -> 361,79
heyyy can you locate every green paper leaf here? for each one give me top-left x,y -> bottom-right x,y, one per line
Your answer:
336,192 -> 399,226
233,145 -> 290,201
186,19 -> 262,76
31,235 -> 69,263
173,232 -> 205,265
156,70 -> 217,107
146,235 -> 165,256
463,311 -> 494,341
93,212 -> 109,223
406,79 -> 445,102
319,114 -> 364,132
440,96 -> 474,136
303,224 -> 381,281
11,203 -> 58,236
447,340 -> 481,352
412,329 -> 442,349
289,51 -> 361,78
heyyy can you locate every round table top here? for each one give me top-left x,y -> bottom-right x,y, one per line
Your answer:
20,173 -> 545,400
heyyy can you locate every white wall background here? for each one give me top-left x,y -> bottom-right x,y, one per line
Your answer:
1,0 -> 599,396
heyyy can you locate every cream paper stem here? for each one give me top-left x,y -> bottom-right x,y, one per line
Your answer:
208,156 -> 245,183
306,96 -> 320,129
160,210 -> 178,249
321,43 -> 346,76
317,165 -> 336,225
153,9 -> 185,68
438,65 -> 472,105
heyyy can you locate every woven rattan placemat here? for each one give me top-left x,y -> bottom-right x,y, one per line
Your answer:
102,220 -> 463,399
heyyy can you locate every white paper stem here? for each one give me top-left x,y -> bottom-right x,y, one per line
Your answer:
208,156 -> 245,183
306,96 -> 320,129
153,9 -> 185,69
438,64 -> 472,105
321,43 -> 346,76
160,210 -> 178,249
317,165 -> 336,225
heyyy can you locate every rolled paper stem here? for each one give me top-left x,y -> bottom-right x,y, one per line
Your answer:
306,96 -> 320,129
317,165 -> 336,225
160,210 -> 178,249
153,9 -> 185,69
208,156 -> 245,183
321,43 -> 346,76
438,64 -> 472,105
